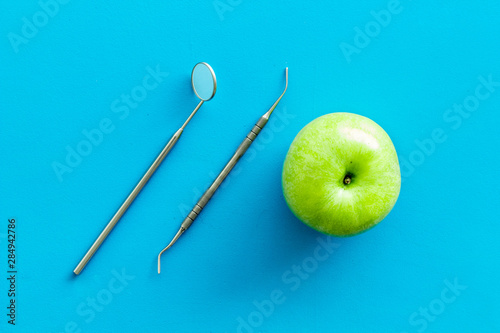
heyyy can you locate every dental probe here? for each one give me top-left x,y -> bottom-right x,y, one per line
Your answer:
157,68 -> 288,274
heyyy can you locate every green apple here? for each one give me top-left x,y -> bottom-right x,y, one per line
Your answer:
282,113 -> 401,236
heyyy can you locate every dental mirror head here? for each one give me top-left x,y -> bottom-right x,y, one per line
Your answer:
191,62 -> 217,101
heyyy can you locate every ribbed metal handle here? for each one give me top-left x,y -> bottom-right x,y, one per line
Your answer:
180,116 -> 268,230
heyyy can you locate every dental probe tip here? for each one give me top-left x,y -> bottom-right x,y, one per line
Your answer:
157,226 -> 185,274
264,67 -> 289,119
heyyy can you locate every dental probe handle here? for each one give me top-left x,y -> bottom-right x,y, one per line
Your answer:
180,115 -> 270,231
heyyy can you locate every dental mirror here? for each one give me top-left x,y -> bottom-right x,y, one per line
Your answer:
192,62 -> 217,101
73,62 -> 217,275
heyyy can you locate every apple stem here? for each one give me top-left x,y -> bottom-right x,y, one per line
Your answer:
343,175 -> 352,185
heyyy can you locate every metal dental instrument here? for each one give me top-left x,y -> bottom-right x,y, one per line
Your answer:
157,67 -> 288,274
74,62 -> 217,275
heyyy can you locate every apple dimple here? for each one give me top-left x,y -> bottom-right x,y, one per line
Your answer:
342,173 -> 353,185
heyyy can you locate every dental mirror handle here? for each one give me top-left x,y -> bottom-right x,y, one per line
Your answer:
73,128 -> 183,275
74,100 -> 205,275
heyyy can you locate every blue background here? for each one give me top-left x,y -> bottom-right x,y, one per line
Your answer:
1,1 -> 499,332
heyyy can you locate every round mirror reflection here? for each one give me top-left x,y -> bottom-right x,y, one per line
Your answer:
191,62 -> 217,101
